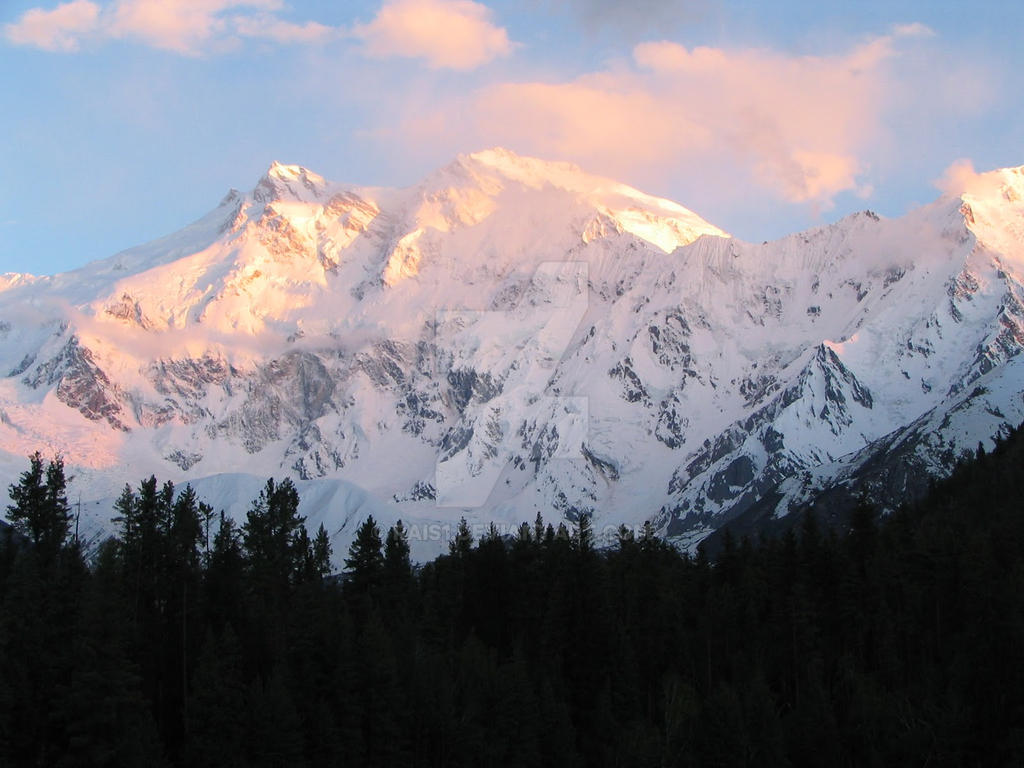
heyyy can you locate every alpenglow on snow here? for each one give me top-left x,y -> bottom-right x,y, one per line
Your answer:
2,150 -> 1024,561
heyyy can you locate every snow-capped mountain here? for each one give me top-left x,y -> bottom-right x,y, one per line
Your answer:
2,149 -> 1023,560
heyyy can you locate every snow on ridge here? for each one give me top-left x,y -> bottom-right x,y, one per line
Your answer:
459,147 -> 729,251
1,151 -> 1024,553
0,273 -> 37,292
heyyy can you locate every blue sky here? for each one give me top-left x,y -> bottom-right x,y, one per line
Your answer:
1,0 -> 1021,275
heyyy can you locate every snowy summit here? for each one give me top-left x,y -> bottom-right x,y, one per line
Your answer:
1,149 -> 1023,561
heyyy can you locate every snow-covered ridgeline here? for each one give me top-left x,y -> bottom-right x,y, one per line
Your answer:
1,151 -> 1023,560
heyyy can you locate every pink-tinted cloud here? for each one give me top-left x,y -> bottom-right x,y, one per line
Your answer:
106,0 -> 265,54
890,22 -> 935,39
4,0 -> 100,52
394,27 -> 933,207
231,12 -> 333,44
353,0 -> 513,70
934,158 -> 995,198
4,0 -> 330,55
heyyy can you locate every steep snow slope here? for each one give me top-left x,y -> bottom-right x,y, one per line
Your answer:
1,151 -> 1022,559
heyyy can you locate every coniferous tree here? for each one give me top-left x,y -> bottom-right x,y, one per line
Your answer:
205,512 -> 245,633
2,452 -> 83,765
241,478 -> 314,674
292,525 -> 315,584
450,516 -> 474,557
242,478 -> 308,591
848,495 -> 878,571
2,550 -> 52,763
311,523 -> 333,579
4,425 -> 1024,766
616,524 -> 636,551
574,512 -> 595,554
344,515 -> 384,594
638,520 -> 657,552
184,626 -> 248,768
6,452 -> 72,562
544,522 -> 556,547
516,521 -> 533,547
56,541 -> 165,768
384,519 -> 412,586
245,668 -> 304,768
534,511 -> 546,544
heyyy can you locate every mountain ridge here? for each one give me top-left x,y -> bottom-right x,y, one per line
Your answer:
1,149 -> 1022,561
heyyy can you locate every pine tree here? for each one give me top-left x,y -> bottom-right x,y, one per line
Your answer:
113,477 -> 171,624
311,523 -> 333,579
516,521 -> 533,547
165,484 -> 206,753
556,522 -> 570,543
6,452 -> 72,562
56,541 -> 165,767
2,550 -> 51,763
185,628 -> 248,768
246,668 -> 304,768
344,516 -> 384,594
574,512 -> 594,554
638,520 -> 657,552
616,524 -> 636,551
384,520 -> 412,586
242,478 -> 309,590
205,512 -> 245,633
169,485 -> 205,572
450,516 -> 474,557
1,515 -> 86,764
292,525 -> 315,584
848,495 -> 878,574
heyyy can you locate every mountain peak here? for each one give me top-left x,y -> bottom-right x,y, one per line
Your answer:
970,164 -> 1024,205
937,162 -> 1024,205
942,163 -> 1024,265
424,147 -> 729,250
254,161 -> 331,204
451,147 -> 635,198
3,152 -> 1024,563
462,147 -> 587,184
264,160 -> 316,182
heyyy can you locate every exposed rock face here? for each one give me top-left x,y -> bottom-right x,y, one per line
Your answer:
23,336 -> 129,431
2,151 -> 1024,553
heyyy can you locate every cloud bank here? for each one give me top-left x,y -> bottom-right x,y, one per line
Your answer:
352,0 -> 512,70
4,0 -> 100,52
5,3 -> 969,213
933,158 -> 1005,200
392,25 -> 935,208
4,0 -> 329,55
5,0 -> 512,67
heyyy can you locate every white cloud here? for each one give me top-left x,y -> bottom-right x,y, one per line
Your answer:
232,13 -> 333,44
4,0 -> 100,52
391,29 -> 940,207
353,0 -> 513,70
106,0 -> 255,54
6,0 -> 513,64
890,22 -> 935,39
934,158 -> 994,198
4,0 -> 332,55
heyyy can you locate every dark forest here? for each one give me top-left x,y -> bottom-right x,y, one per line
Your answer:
2,428 -> 1024,767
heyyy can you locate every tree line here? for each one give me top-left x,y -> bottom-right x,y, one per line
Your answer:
2,426 -> 1024,766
